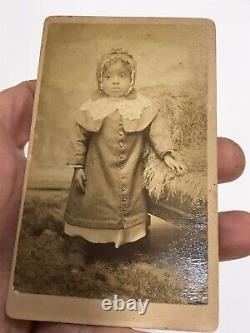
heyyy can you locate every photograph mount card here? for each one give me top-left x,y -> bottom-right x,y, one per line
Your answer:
6,16 -> 218,332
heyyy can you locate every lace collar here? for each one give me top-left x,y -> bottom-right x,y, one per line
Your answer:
79,93 -> 152,121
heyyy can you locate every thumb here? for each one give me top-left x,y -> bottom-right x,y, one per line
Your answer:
0,80 -> 36,149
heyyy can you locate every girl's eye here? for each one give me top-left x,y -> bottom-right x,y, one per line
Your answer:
105,75 -> 111,79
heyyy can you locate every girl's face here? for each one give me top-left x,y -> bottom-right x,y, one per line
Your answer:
102,60 -> 132,97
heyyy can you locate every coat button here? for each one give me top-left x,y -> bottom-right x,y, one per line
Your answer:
119,154 -> 124,160
119,130 -> 124,136
120,163 -> 125,169
121,216 -> 127,223
122,197 -> 127,202
122,186 -> 126,191
119,142 -> 124,147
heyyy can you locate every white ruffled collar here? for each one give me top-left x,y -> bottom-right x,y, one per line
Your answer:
79,93 -> 152,121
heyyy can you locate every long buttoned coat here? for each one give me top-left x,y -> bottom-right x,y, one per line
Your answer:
64,95 -> 174,230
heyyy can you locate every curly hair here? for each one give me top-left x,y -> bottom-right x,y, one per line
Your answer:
96,48 -> 137,97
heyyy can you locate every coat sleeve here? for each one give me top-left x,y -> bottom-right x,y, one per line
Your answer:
149,111 -> 175,159
66,120 -> 90,167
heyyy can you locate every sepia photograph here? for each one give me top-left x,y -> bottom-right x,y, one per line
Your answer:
6,16 -> 218,331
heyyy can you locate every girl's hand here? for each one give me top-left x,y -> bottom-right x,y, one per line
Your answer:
74,168 -> 86,193
164,154 -> 187,175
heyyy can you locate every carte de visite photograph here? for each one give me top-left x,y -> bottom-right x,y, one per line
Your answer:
7,16 -> 218,331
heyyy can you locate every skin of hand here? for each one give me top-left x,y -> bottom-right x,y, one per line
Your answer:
74,168 -> 87,193
0,80 -> 249,333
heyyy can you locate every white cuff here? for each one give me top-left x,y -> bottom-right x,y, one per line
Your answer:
160,149 -> 175,159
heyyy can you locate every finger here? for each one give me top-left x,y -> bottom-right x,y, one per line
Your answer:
82,173 -> 87,182
218,137 -> 245,183
78,176 -> 85,192
177,165 -> 183,172
0,123 -> 18,210
75,177 -> 84,193
175,167 -> 181,174
81,173 -> 86,184
219,210 -> 250,260
167,162 -> 175,170
0,80 -> 36,149
80,185 -> 85,194
0,149 -> 32,332
175,163 -> 183,173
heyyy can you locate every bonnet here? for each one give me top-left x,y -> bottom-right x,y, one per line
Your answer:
96,48 -> 137,96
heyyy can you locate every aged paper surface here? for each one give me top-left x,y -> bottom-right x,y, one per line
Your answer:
6,16 -> 218,332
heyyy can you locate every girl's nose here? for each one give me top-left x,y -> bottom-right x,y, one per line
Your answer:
112,76 -> 120,85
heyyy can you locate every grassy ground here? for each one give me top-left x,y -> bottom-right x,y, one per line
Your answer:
14,189 -> 208,304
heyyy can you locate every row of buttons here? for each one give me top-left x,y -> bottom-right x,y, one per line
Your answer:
118,114 -> 125,169
118,113 -> 128,224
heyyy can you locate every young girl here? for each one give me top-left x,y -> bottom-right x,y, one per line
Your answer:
64,48 -> 185,273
